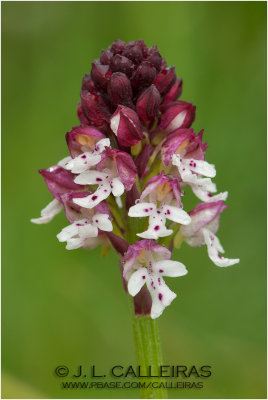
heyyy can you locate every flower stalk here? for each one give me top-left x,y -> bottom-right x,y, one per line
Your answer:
131,301 -> 167,399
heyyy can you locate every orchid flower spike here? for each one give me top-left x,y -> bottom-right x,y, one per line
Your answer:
32,39 -> 239,319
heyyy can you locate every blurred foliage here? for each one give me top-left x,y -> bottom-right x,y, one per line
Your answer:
2,2 -> 266,399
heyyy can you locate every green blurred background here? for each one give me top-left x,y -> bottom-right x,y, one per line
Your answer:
2,2 -> 266,399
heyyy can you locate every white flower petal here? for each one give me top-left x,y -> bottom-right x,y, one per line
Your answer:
192,186 -> 228,203
95,138 -> 110,153
93,213 -> 113,232
66,237 -> 86,250
161,205 -> 191,225
183,159 -> 216,178
110,177 -> 124,197
74,170 -> 108,185
58,156 -> 72,168
128,202 -> 156,217
202,228 -> 240,267
78,223 -> 98,238
31,199 -> 63,224
137,213 -> 172,239
149,278 -> 177,319
66,153 -> 101,174
115,196 -> 123,208
57,223 -> 80,242
128,268 -> 148,296
73,184 -> 111,209
153,260 -> 188,277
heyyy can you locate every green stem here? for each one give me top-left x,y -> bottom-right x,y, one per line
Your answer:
130,299 -> 168,399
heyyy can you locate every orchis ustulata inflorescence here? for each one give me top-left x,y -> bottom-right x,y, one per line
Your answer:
32,39 -> 239,319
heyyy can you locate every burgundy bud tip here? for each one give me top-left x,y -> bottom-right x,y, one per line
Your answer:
91,61 -> 110,90
160,100 -> 196,134
110,54 -> 134,77
81,74 -> 97,92
109,39 -> 126,55
136,84 -> 161,123
108,72 -> 133,108
122,44 -> 143,64
77,101 -> 89,125
131,61 -> 157,91
154,66 -> 176,96
162,78 -> 183,106
80,90 -> 110,128
100,49 -> 113,65
110,105 -> 143,147
146,45 -> 162,71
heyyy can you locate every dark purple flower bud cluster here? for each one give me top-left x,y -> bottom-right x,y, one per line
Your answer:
78,39 -> 195,147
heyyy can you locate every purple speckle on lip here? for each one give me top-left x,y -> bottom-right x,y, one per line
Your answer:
92,195 -> 98,201
96,178 -> 102,182
81,155 -> 86,159
154,225 -> 160,231
104,190 -> 107,192
165,209 -> 171,215
142,275 -> 146,280
95,219 -> 99,223
144,208 -> 149,212
157,210 -> 161,214
158,293 -> 163,301
159,269 -> 164,273
76,223 -> 83,226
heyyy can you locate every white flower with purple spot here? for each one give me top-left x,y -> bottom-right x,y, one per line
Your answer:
73,149 -> 137,209
172,153 -> 228,202
57,213 -> 112,250
128,174 -> 191,239
65,138 -> 110,174
180,201 -> 239,267
122,240 -> 188,319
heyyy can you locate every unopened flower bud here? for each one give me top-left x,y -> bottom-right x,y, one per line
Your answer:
100,49 -> 113,65
109,39 -> 126,54
131,61 -> 156,90
146,45 -> 162,70
136,85 -> 161,123
162,78 -> 183,106
110,105 -> 143,147
108,72 -> 133,108
77,102 -> 89,125
81,74 -> 97,92
110,54 -> 134,77
154,66 -> 176,96
160,100 -> 196,133
80,90 -> 110,127
123,44 -> 143,64
91,61 -> 110,90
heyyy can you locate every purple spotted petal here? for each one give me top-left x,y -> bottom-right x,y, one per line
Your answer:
39,166 -> 83,202
66,125 -> 106,158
